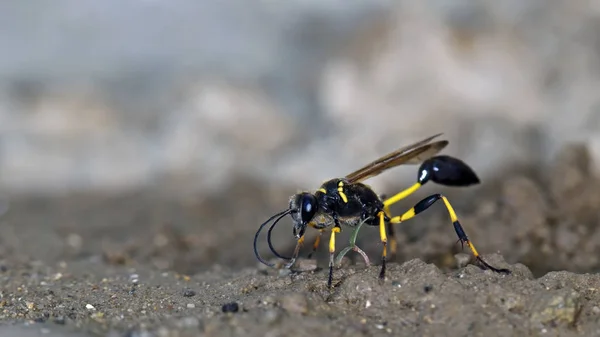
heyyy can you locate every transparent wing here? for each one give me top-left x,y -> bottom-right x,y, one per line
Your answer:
345,133 -> 448,183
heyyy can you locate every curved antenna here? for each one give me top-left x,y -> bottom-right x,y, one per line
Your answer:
267,215 -> 293,260
253,209 -> 292,267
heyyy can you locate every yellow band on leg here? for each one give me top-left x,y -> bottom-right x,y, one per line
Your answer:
313,231 -> 322,250
467,240 -> 479,257
329,227 -> 341,253
383,192 -> 510,274
388,207 -> 416,224
441,196 -> 458,223
378,211 -> 387,244
381,182 -> 422,258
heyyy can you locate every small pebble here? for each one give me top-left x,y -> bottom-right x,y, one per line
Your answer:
375,322 -> 387,329
592,306 -> 600,314
222,302 -> 239,313
182,289 -> 196,297
130,274 -> 139,284
85,304 -> 95,310
455,253 -> 471,269
261,296 -> 276,306
186,303 -> 195,309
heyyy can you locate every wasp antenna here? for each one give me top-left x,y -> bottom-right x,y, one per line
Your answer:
267,214 -> 293,260
254,209 -> 292,267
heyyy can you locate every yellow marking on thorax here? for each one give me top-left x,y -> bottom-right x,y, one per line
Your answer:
318,188 -> 326,194
337,181 -> 348,203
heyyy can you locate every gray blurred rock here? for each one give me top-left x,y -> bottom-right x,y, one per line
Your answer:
1,0 -> 600,196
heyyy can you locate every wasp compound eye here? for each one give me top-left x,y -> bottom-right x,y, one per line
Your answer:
301,194 -> 317,224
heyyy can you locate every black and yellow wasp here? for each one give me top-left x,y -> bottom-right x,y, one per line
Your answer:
254,133 -> 510,287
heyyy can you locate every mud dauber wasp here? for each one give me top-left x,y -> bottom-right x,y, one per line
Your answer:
254,133 -> 510,287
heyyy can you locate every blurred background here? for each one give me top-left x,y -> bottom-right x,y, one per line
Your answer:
1,0 -> 600,278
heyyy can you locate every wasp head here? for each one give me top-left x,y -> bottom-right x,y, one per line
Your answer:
289,192 -> 318,239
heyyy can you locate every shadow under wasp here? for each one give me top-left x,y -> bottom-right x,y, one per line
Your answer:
254,133 -> 511,288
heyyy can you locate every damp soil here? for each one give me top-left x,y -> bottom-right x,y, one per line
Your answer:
0,142 -> 600,337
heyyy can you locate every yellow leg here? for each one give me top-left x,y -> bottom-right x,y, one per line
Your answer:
285,222 -> 318,262
294,235 -> 306,256
307,229 -> 324,259
284,234 -> 305,268
383,182 -> 422,210
377,211 -> 388,281
328,226 -> 341,288
388,193 -> 510,274
382,182 -> 423,257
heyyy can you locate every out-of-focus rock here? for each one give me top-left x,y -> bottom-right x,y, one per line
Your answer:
1,1 -> 600,197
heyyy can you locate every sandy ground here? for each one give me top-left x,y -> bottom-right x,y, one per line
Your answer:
1,142 -> 600,336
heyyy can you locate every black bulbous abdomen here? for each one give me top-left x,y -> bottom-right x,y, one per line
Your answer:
417,155 -> 480,187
